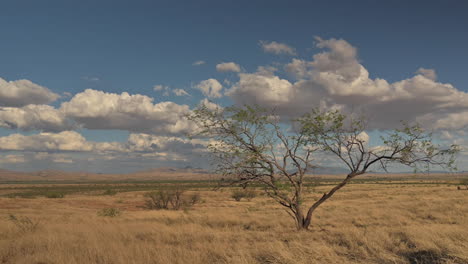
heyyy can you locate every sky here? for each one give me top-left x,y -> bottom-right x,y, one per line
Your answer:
0,0 -> 467,173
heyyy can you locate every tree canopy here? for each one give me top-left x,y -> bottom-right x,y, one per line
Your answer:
188,105 -> 459,230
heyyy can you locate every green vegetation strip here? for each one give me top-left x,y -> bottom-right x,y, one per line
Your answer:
1,179 -> 461,198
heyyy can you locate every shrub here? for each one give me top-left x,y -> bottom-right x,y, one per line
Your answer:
231,189 -> 257,201
244,189 -> 257,201
459,178 -> 468,190
189,193 -> 201,205
145,190 -> 172,209
231,190 -> 246,201
44,192 -> 65,198
97,208 -> 121,217
8,214 -> 40,233
145,188 -> 200,210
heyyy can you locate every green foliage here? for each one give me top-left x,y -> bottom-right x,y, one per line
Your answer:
97,208 -> 121,217
1,181 -> 216,199
8,214 -> 40,233
298,109 -> 459,173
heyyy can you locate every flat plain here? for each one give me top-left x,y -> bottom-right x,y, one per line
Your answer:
0,174 -> 467,264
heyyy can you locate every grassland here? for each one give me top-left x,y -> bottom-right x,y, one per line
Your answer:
0,177 -> 467,264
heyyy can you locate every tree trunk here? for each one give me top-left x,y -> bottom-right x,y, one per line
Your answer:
298,173 -> 359,230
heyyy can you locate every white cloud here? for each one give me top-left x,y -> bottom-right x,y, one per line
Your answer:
60,89 -> 194,134
0,89 -> 195,134
199,98 -> 223,112
259,41 -> 297,55
153,84 -> 169,91
256,66 -> 278,76
192,60 -> 206,66
416,68 -> 437,81
0,77 -> 60,107
155,85 -> 189,97
0,131 -> 94,152
0,131 -> 127,153
0,131 -> 208,167
285,59 -> 312,79
173,89 -> 190,96
216,62 -> 241,73
195,79 -> 223,98
226,73 -> 293,106
0,104 -> 71,132
228,37 -> 468,130
126,133 -> 205,153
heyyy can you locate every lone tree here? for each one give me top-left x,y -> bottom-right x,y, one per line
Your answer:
188,105 -> 458,230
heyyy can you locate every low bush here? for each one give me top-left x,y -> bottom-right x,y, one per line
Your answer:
232,189 -> 257,201
145,188 -> 201,210
244,189 -> 257,201
459,179 -> 468,190
189,193 -> 201,205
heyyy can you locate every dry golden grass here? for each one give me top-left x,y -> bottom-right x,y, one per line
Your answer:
1,183 -> 467,264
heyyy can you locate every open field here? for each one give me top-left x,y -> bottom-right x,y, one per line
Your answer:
1,178 -> 467,264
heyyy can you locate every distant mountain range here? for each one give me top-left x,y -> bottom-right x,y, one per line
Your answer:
0,167 -> 212,182
0,167 -> 465,182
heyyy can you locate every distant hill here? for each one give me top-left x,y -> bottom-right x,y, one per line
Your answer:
0,167 -> 215,182
0,167 -> 466,183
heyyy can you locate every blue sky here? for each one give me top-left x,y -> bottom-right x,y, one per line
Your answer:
0,0 -> 467,173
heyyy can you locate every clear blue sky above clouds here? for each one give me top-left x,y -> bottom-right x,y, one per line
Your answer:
0,0 -> 467,173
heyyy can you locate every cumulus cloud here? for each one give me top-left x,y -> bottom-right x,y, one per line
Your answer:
0,105 -> 71,132
126,134 -> 205,153
0,131 -> 95,152
60,89 -> 194,134
226,73 -> 293,106
195,79 -> 223,98
0,131 -> 145,153
228,37 -> 468,130
0,77 -> 60,107
0,89 -> 195,135
285,59 -> 312,79
216,62 -> 241,73
259,41 -> 297,55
